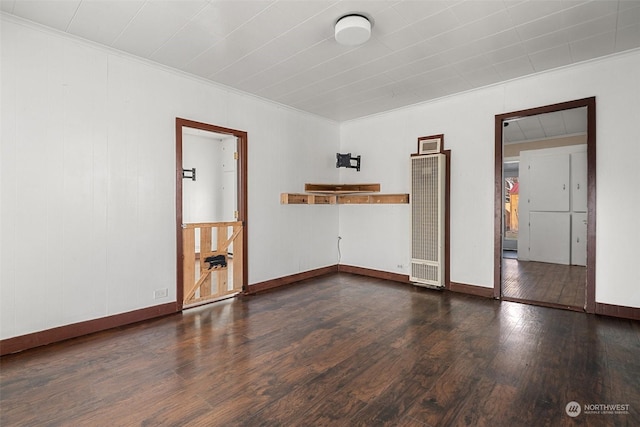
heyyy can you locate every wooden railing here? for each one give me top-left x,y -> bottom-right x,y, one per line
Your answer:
182,221 -> 243,306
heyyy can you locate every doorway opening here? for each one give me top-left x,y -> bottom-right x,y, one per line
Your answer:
176,118 -> 248,310
494,98 -> 596,313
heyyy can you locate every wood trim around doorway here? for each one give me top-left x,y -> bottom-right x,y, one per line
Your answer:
176,118 -> 248,311
493,97 -> 596,312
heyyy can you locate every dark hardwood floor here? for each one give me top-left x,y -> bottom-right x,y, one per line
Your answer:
2,273 -> 639,426
502,258 -> 586,308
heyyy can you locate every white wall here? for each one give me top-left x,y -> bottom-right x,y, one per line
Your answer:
182,133 -> 223,223
0,17 -> 339,340
339,87 -> 502,287
339,49 -> 640,309
2,16 -> 639,342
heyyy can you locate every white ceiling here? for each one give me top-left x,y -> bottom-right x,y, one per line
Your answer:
503,106 -> 587,143
2,0 -> 639,122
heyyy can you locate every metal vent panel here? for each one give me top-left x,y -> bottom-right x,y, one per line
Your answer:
410,262 -> 439,285
411,154 -> 445,286
419,139 -> 440,154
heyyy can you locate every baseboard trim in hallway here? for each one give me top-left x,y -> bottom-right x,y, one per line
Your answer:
596,302 -> 640,320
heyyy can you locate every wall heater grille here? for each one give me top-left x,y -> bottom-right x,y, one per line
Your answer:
411,154 -> 445,287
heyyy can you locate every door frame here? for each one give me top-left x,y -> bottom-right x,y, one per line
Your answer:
493,97 -> 596,313
176,118 -> 248,310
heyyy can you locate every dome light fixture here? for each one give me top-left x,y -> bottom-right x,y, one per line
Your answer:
334,14 -> 371,46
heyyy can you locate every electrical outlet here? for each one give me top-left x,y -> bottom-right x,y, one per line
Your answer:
154,288 -> 168,299
397,264 -> 404,269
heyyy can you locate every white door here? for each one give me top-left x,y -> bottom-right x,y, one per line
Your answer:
529,153 -> 570,212
571,213 -> 587,266
571,151 -> 588,212
529,212 -> 571,265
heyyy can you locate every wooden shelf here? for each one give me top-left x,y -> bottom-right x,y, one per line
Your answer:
280,193 -> 337,205
304,183 -> 381,194
281,193 -> 408,205
338,194 -> 409,204
282,183 -> 407,205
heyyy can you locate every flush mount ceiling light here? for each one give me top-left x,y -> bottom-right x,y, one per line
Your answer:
335,14 -> 371,46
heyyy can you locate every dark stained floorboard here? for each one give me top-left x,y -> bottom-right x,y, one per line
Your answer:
1,273 -> 638,426
502,258 -> 586,308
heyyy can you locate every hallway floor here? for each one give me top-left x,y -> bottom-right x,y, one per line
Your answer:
502,258 -> 586,308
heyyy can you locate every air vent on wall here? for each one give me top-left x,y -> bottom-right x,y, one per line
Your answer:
418,137 -> 441,155
410,153 -> 446,288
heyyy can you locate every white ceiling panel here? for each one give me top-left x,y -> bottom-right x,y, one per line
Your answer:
384,57 -> 449,83
563,13 -> 617,43
225,3 -> 295,54
370,6 -> 412,37
208,53 -> 274,87
68,0 -> 144,46
485,44 -> 528,64
561,0 -> 618,27
495,55 -> 535,80
12,0 -> 80,31
392,0 -> 453,23
410,8 -> 461,40
150,17 -> 224,69
324,0 -> 390,18
327,74 -> 395,101
615,23 -> 640,52
570,31 -> 616,62
427,26 -> 476,53
503,122 -> 526,143
3,0 -> 640,121
453,53 -> 494,74
538,109 -> 566,133
376,41 -> 443,71
529,44 -> 573,72
181,42 -> 230,78
194,1 -> 273,39
244,20 -> 329,67
257,69 -> 318,101
514,11 -> 564,40
0,1 -> 15,13
522,30 -> 568,54
242,39 -> 337,91
435,42 -> 484,67
450,0 -> 506,24
519,121 -> 547,141
470,29 -> 522,53
505,0 -> 579,26
113,0 -> 207,58
619,3 -> 640,27
273,0 -> 334,23
503,107 -> 587,144
459,9 -> 513,40
316,66 -> 386,94
461,65 -> 503,87
376,24 -> 425,51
